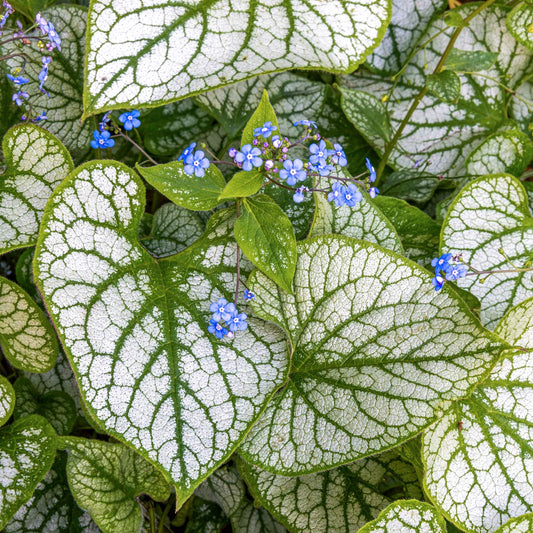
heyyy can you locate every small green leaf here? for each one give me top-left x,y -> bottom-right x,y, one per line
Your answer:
4,454 -> 99,533
235,194 -> 296,293
444,49 -> 499,72
241,91 -> 279,146
338,86 -> 392,142
219,171 -> 264,200
0,375 -> 15,428
0,415 -> 57,530
238,450 -> 422,532
60,437 -> 170,533
427,71 -> 461,103
0,276 -> 58,373
507,4 -> 533,52
0,125 -> 74,254
357,500 -> 446,533
13,378 -> 77,436
137,161 -> 226,211
140,202 -> 204,258
239,236 -> 505,475
444,10 -> 467,28
441,174 -> 533,328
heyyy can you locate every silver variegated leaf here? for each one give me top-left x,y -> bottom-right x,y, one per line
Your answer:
507,4 -> 533,52
238,235 -> 505,474
495,514 -> 533,533
0,375 -> 15,428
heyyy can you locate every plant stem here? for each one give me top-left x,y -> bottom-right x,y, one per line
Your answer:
149,503 -> 156,533
235,202 -> 241,307
115,130 -> 158,165
374,0 -> 499,185
157,499 -> 173,533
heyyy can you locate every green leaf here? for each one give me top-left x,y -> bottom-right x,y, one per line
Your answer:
219,170 -> 264,200
494,514 -> 533,533
0,125 -> 74,254
241,91 -> 279,146
0,375 -> 15,428
83,0 -> 391,115
507,4 -> 533,52
4,453 -> 99,533
139,98 -> 216,157
309,176 -> 403,254
422,297 -> 533,533
0,74 -> 21,142
509,78 -> 533,136
338,87 -> 392,142
0,276 -> 58,373
0,415 -> 57,530
238,450 -> 422,532
235,194 -> 296,293
184,497 -> 228,533
15,248 -> 43,307
373,196 -> 440,267
34,161 -> 289,504
196,72 -> 327,139
441,174 -> 533,329
427,71 -> 461,103
13,378 -> 76,436
4,6 -> 93,160
444,49 -> 499,72
140,202 -> 204,258
137,161 -> 226,211
357,500 -> 446,533
238,235 -> 505,475
379,171 -> 441,203
196,465 -> 286,533
443,10 -> 467,28
60,437 -> 170,533
8,0 -> 56,18
366,0 -> 448,75
465,130 -> 533,177
340,3 -> 532,177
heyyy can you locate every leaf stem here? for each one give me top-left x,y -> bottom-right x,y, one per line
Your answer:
114,130 -> 158,165
157,499 -> 173,533
374,0 -> 499,185
149,502 -> 156,533
235,201 -> 241,307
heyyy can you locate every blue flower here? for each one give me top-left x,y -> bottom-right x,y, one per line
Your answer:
35,12 -> 48,34
271,135 -> 282,149
178,142 -> 196,162
119,109 -> 141,131
0,1 -> 13,31
311,160 -> 334,177
431,253 -> 452,275
226,309 -> 248,332
38,57 -> 51,95
99,111 -> 111,131
293,186 -> 309,204
46,21 -> 61,51
343,183 -> 362,207
12,91 -> 28,106
235,144 -> 262,171
366,158 -> 377,182
432,275 -> 445,292
7,74 -> 29,85
279,159 -> 306,186
369,187 -> 379,199
327,182 -> 346,207
309,140 -> 332,166
253,121 -> 277,138
90,130 -> 115,149
209,298 -> 235,322
293,119 -> 317,129
31,111 -> 46,123
184,150 -> 210,177
331,143 -> 347,167
444,263 -> 468,281
208,319 -> 229,339
243,289 -> 255,301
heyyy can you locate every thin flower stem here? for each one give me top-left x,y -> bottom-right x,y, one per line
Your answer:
235,202 -> 241,307
263,173 -> 296,191
374,0 -> 499,186
114,130 -> 158,165
0,35 -> 44,46
465,266 -> 533,277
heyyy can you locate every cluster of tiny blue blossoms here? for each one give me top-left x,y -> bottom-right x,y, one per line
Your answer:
2,5 -> 62,121
180,119 -> 380,205
90,109 -> 142,150
208,297 -> 250,339
431,253 -> 468,291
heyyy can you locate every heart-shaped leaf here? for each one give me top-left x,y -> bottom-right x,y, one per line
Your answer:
0,375 -> 15,428
4,453 -> 99,533
238,450 -> 422,532
0,415 -> 57,530
0,125 -> 73,254
238,235 -> 505,475
422,296 -> 533,533
507,4 -> 533,52
13,378 -> 77,436
60,437 -> 170,533
83,0 -> 391,114
441,174 -> 533,329
357,500 -> 446,533
219,171 -> 264,200
0,276 -> 58,373
34,161 -> 289,503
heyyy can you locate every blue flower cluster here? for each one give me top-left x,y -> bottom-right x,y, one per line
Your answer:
91,109 -> 142,150
36,12 -> 62,51
208,298 -> 248,339
431,253 -> 468,291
